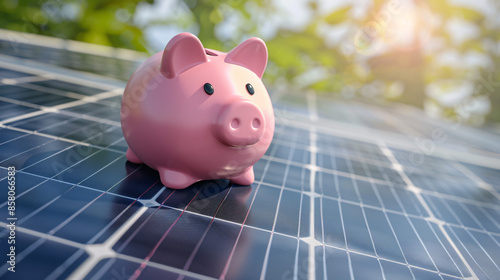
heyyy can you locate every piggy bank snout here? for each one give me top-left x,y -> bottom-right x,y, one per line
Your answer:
214,100 -> 266,147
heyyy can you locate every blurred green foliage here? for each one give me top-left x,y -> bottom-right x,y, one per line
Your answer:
0,0 -> 152,51
1,0 -> 499,124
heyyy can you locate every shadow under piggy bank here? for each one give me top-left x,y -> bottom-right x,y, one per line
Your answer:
120,161 -> 254,218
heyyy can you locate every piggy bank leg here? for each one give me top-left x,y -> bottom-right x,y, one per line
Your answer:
230,167 -> 255,186
159,168 -> 199,190
126,148 -> 143,164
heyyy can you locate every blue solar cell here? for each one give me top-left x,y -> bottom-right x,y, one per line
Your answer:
274,189 -> 302,236
263,234 -> 299,280
0,128 -> 25,143
184,219 -> 240,278
0,67 -> 34,78
323,247 -> 350,280
0,100 -> 37,121
0,85 -> 78,106
30,80 -> 106,96
350,252 -> 384,280
0,134 -> 55,163
244,185 -> 281,230
62,102 -> 121,122
0,233 -> 85,280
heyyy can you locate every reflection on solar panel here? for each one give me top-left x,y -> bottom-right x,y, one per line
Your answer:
1,30 -> 500,280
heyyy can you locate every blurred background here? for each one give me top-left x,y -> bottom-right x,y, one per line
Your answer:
1,0 -> 499,126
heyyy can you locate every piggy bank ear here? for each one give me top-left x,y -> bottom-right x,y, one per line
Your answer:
225,38 -> 268,78
160,33 -> 208,79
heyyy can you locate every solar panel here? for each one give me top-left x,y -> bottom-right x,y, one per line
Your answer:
1,31 -> 500,280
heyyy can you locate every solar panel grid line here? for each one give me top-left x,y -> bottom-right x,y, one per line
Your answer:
0,124 -> 94,147
344,158 -> 389,278
3,117 -> 123,153
259,154 -> 400,192
104,188 -> 290,278
47,245 -> 87,280
0,60 -> 124,91
61,191 -> 167,278
383,170 -> 460,278
456,199 -> 500,237
453,162 -> 500,202
318,242 -> 468,280
305,92 -> 320,280
128,185 -> 206,279
323,139 -> 382,280
219,131 -> 281,279
0,118 -> 117,167
371,164 -> 443,274
23,108 -> 121,129
31,159 -> 129,234
409,176 -> 498,208
266,138 -> 393,169
112,187 -> 178,255
0,84 -> 122,126
332,159 -> 355,280
422,194 -> 500,240
0,94 -> 47,109
422,216 -> 469,279
0,110 -> 51,126
474,207 -> 500,234
316,110 -> 402,277
63,185 -> 150,245
40,104 -> 121,128
1,83 -> 106,110
362,180 -> 416,279
50,91 -> 123,110
292,198 -> 306,277
369,104 -> 428,140
0,29 -> 146,62
433,194 -> 500,240
0,144 -> 126,199
286,98 -> 500,170
284,114 -> 500,171
0,155 -> 147,246
340,141 -> 422,278
318,147 -> 354,279
67,206 -> 148,279
370,191 -> 496,235
7,179 -> 141,254
178,187 -> 233,279
115,253 -> 218,280
251,179 -> 487,235
380,144 -> 478,280
258,127 -> 298,279
137,186 -> 167,208
0,221 -> 85,278
445,226 -> 493,280
9,82 -> 92,101
0,74 -> 52,85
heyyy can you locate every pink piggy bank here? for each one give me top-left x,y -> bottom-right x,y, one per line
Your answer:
121,33 -> 275,189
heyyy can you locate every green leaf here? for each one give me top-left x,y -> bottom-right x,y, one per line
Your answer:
323,6 -> 351,25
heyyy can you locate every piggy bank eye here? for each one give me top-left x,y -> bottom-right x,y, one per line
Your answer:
246,83 -> 255,95
204,83 -> 214,95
